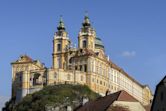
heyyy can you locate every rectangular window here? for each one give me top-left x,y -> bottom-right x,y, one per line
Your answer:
100,81 -> 102,85
92,78 -> 95,82
57,57 -> 61,68
80,65 -> 82,71
67,74 -> 70,80
84,64 -> 87,72
81,76 -> 83,81
96,66 -> 98,73
75,66 -> 78,70
20,76 -> 22,82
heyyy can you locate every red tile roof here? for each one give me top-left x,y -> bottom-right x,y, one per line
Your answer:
77,90 -> 139,111
77,91 -> 120,111
117,90 -> 138,102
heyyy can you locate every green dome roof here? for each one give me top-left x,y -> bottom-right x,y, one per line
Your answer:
95,37 -> 104,49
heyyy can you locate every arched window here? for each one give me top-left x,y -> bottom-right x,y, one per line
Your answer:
74,66 -> 77,70
57,43 -> 61,51
82,40 -> 87,48
69,58 -> 73,64
54,73 -> 57,78
16,72 -> 23,82
33,73 -> 41,85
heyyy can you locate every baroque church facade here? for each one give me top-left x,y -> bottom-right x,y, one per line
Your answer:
11,16 -> 153,105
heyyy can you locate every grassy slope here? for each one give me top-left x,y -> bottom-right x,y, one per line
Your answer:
11,84 -> 100,111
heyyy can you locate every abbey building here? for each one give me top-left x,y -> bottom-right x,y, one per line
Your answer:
11,16 -> 153,105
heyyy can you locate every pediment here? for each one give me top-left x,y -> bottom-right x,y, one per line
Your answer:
16,55 -> 33,63
96,50 -> 106,59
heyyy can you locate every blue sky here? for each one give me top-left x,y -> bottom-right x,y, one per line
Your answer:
0,0 -> 166,107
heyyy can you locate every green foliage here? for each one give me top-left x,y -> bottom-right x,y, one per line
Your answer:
4,84 -> 100,111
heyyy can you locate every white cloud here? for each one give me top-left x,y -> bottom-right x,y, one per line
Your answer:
121,51 -> 136,57
0,96 -> 10,110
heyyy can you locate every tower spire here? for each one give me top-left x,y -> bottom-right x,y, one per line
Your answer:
57,15 -> 65,30
82,12 -> 91,27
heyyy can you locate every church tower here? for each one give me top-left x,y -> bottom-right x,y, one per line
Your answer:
78,16 -> 96,51
52,17 -> 70,69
